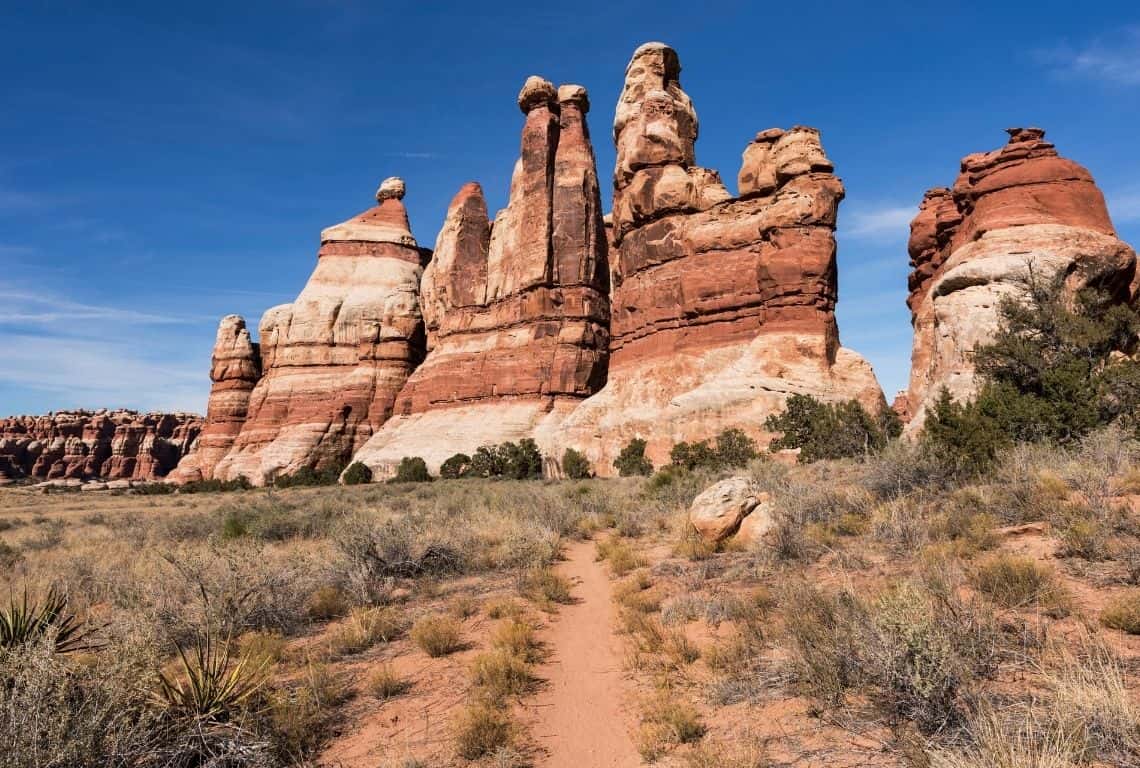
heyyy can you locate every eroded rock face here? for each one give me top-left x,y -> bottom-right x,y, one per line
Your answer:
203,179 -> 429,484
0,410 -> 202,482
905,128 -> 1138,430
352,79 -> 610,476
168,315 -> 261,482
559,42 -> 884,473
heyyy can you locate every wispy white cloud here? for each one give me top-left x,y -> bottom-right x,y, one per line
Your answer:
842,204 -> 915,240
0,333 -> 205,414
0,287 -> 189,325
1040,28 -> 1140,86
1107,191 -> 1140,222
383,151 -> 442,160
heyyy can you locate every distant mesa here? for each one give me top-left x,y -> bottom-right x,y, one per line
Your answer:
0,410 -> 202,485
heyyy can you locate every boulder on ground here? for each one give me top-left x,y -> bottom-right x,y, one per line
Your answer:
689,476 -> 768,542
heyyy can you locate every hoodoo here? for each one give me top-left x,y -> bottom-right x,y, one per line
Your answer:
559,42 -> 883,473
351,78 -> 611,477
185,178 -> 430,485
904,127 -> 1138,431
168,315 -> 261,482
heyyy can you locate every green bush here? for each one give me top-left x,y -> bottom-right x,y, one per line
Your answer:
766,395 -> 897,463
920,274 -> 1140,477
439,453 -> 472,479
391,457 -> 432,483
341,461 -> 372,486
465,440 -> 543,480
179,476 -> 252,494
273,463 -> 344,488
614,438 -> 653,477
562,448 -> 592,479
670,428 -> 759,471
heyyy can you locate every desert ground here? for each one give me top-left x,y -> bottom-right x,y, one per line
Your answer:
3,430 -> 1140,768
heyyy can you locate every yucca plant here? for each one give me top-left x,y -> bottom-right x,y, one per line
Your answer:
154,631 -> 268,722
0,587 -> 92,654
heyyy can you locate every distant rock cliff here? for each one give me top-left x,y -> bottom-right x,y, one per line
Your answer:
0,410 -> 201,483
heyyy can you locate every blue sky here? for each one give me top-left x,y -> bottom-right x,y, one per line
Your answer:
2,1 -> 1139,414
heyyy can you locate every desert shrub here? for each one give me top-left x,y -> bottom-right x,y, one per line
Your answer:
1047,649 -> 1140,761
341,461 -> 372,485
596,537 -> 645,576
454,700 -> 513,759
273,462 -> 344,488
266,662 -> 351,762
562,447 -> 592,479
971,554 -> 1071,616
1100,591 -> 1140,634
439,453 -> 472,479
237,630 -> 288,666
305,585 -> 349,621
519,567 -> 574,606
134,481 -> 177,495
465,440 -> 543,479
411,615 -> 463,656
491,618 -> 542,663
784,578 -> 1001,732
154,631 -> 268,721
671,428 -> 759,471
860,438 -> 959,499
766,394 -> 899,463
365,663 -> 410,699
391,456 -> 432,483
179,476 -> 252,494
327,607 -> 407,656
927,707 -> 1087,768
470,649 -> 535,698
0,587 -> 92,654
614,437 -> 653,477
922,275 -> 1140,477
637,693 -> 706,761
0,635 -> 270,766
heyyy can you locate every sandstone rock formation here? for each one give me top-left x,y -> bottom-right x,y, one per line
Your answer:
904,127 -> 1138,430
0,410 -> 202,482
351,79 -> 610,476
168,315 -> 261,482
196,178 -> 429,484
559,42 -> 884,473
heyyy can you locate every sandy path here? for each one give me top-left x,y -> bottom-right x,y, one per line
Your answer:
528,539 -> 641,768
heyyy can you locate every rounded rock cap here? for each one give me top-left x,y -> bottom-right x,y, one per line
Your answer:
375,176 -> 406,202
557,84 -> 590,112
518,76 -> 557,113
627,41 -> 680,77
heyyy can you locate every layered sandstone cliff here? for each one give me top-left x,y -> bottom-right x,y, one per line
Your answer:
559,42 -> 883,473
168,315 -> 261,482
0,410 -> 202,483
199,178 -> 429,484
904,127 -> 1138,431
351,79 -> 611,476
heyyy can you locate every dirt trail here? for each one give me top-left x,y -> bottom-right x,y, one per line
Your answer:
528,539 -> 641,768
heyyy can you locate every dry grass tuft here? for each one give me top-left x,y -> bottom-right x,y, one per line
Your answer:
637,693 -> 706,762
1100,590 -> 1140,634
453,700 -> 513,760
596,537 -> 646,576
971,554 -> 1072,617
410,614 -> 463,657
364,663 -> 410,700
